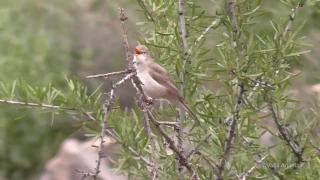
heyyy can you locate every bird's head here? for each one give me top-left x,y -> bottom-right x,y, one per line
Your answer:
133,45 -> 151,69
134,45 -> 150,56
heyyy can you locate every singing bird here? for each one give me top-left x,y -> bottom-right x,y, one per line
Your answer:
133,45 -> 199,122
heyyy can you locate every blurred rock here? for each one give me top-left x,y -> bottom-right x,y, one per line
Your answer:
40,138 -> 125,180
76,0 -> 95,9
311,84 -> 320,100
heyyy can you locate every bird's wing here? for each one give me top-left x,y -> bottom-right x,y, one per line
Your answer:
148,61 -> 169,76
148,62 -> 181,97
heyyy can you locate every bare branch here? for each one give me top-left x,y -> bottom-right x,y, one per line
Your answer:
147,111 -> 199,180
178,0 -> 189,70
185,19 -> 220,61
264,93 -> 304,165
119,8 -> 133,70
241,155 -> 269,180
93,72 -> 134,179
241,135 -> 262,159
178,0 -> 189,175
86,70 -> 130,79
232,168 -> 241,180
282,2 -> 304,38
157,121 -> 179,128
243,78 -> 274,112
128,146 -> 155,167
247,81 -> 260,101
84,109 -> 155,167
311,142 -> 320,153
138,0 -> 155,22
228,0 -> 238,37
216,2 -> 244,178
186,132 -> 212,158
114,72 -> 136,86
263,7 -> 306,165
196,151 -> 217,170
216,83 -> 245,179
141,102 -> 159,180
175,110 -> 184,173
248,78 -> 274,89
119,8 -> 149,102
106,128 -> 155,167
76,169 -> 95,180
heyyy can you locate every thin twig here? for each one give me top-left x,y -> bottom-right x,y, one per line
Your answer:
84,101 -> 154,168
178,0 -> 189,70
216,83 -> 245,180
232,168 -> 241,180
119,8 -> 133,69
196,151 -> 217,170
175,110 -> 184,172
157,121 -> 179,128
276,1 -> 304,76
178,0 -> 189,176
185,19 -> 220,61
186,132 -> 211,158
113,72 -> 136,86
247,81 -> 260,101
141,103 -> 159,180
138,0 -> 155,22
106,127 -> 155,167
180,131 -> 216,177
311,142 -> 320,153
248,78 -> 274,89
86,70 -> 130,79
242,81 -> 261,112
241,154 -> 269,180
128,146 -> 155,167
119,8 -> 148,101
264,93 -> 304,165
93,72 -> 135,179
147,111 -> 199,180
76,169 -> 95,180
243,78 -> 272,113
282,2 -> 304,39
216,1 -> 244,179
228,0 -> 238,38
241,135 -> 262,159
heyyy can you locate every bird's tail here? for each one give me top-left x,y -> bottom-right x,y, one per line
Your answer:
179,99 -> 200,124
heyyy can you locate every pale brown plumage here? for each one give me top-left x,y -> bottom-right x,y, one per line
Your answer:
133,45 -> 199,122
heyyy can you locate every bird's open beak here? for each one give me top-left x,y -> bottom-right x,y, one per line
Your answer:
135,48 -> 142,55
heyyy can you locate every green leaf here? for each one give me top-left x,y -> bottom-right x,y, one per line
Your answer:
285,50 -> 311,57
191,73 -> 207,77
270,21 -> 279,34
255,34 -> 266,45
10,80 -> 16,100
242,5 -> 260,16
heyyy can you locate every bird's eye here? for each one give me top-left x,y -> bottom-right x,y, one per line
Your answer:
142,51 -> 146,54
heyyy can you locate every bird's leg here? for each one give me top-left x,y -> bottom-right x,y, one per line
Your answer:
147,97 -> 154,104
146,97 -> 155,109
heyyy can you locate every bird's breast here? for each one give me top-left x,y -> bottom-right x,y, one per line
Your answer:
137,71 -> 167,99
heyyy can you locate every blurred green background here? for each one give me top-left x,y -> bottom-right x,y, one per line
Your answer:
0,0 -> 319,179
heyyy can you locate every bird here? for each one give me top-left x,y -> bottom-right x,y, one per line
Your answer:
133,45 -> 199,123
